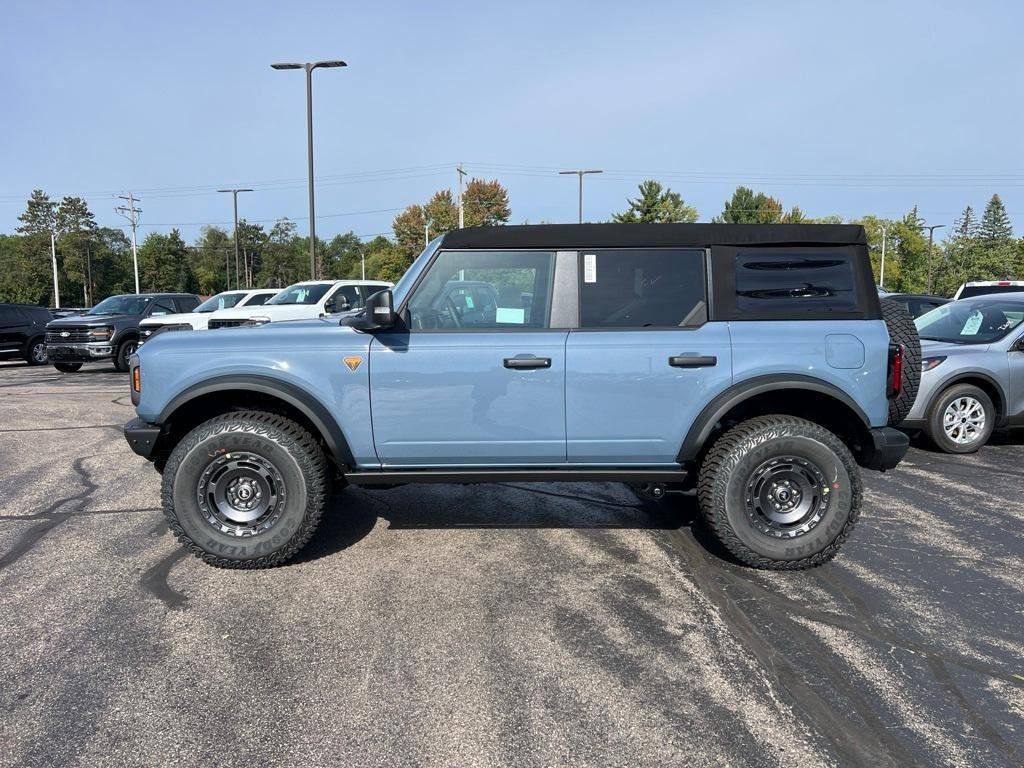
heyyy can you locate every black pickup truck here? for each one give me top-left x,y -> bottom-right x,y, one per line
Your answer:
45,293 -> 200,372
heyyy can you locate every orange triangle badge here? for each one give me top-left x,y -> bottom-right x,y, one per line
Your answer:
343,356 -> 362,371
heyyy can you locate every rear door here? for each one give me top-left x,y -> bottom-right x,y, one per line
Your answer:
369,248 -> 567,466
565,249 -> 732,464
0,306 -> 26,355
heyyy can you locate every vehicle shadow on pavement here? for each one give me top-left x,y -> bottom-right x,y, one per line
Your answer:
291,485 -> 735,565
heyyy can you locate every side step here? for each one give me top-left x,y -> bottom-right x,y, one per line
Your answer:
344,467 -> 690,486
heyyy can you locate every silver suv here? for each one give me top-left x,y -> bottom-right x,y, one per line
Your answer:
904,292 -> 1024,452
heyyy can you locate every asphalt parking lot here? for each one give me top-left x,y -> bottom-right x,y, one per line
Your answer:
1,361 -> 1022,768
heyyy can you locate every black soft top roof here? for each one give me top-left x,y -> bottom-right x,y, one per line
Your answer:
441,223 -> 866,250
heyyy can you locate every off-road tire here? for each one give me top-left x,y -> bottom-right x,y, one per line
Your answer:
881,298 -> 921,425
54,362 -> 82,373
24,336 -> 47,365
113,338 -> 138,372
698,415 -> 862,570
161,411 -> 329,568
925,383 -> 994,454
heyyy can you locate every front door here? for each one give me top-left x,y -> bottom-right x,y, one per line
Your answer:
565,248 -> 733,463
369,248 -> 567,466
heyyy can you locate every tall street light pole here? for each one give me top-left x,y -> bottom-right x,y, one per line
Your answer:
218,188 -> 253,289
271,59 -> 347,280
879,225 -> 888,289
921,223 -> 945,294
559,169 -> 602,223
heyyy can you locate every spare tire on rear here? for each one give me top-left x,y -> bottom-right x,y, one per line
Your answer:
880,298 -> 921,425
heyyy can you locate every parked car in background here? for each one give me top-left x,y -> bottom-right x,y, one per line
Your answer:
125,223 -> 919,571
903,292 -> 1024,452
882,293 -> 950,319
45,293 -> 201,372
207,280 -> 391,328
953,280 -> 1024,300
0,303 -> 53,365
140,288 -> 279,341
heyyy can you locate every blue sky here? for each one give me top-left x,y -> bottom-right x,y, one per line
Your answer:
2,0 -> 1022,244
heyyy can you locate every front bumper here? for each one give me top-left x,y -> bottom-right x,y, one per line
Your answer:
862,426 -> 910,471
46,341 -> 114,362
124,417 -> 162,459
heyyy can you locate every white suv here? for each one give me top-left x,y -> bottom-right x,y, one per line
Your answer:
207,280 -> 392,328
139,288 -> 279,340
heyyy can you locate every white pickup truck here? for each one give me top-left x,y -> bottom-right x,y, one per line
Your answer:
207,280 -> 392,328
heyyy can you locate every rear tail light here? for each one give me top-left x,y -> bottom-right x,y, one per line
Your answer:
887,344 -> 903,398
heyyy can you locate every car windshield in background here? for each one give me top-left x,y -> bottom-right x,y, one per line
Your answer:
195,292 -> 247,312
958,284 -> 1024,299
87,296 -> 151,315
916,299 -> 1024,344
266,284 -> 330,305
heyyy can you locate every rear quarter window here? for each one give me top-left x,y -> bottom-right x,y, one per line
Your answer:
711,245 -> 876,321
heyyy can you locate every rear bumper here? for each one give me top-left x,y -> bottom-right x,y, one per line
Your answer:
46,342 -> 114,362
862,426 -> 910,471
124,417 -> 162,459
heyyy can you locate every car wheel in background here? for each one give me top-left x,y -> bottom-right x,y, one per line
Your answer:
114,339 -> 138,372
925,383 -> 994,454
880,298 -> 921,425
54,362 -> 83,373
161,411 -> 329,568
698,415 -> 861,570
25,337 -> 47,365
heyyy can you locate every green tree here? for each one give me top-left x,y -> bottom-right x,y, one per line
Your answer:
236,220 -> 267,287
325,231 -> 364,279
715,186 -> 785,224
889,207 -> 929,293
257,219 -> 305,288
612,180 -> 698,223
976,194 -> 1016,278
190,226 -> 233,294
16,189 -> 57,236
138,229 -> 194,292
55,197 -> 98,305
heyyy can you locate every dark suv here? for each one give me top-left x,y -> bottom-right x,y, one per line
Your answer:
0,303 -> 53,365
46,293 -> 201,373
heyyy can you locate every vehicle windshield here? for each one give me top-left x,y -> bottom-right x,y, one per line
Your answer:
87,295 -> 151,315
916,299 -> 1024,344
958,284 -> 1024,299
266,284 -> 330,305
195,292 -> 246,312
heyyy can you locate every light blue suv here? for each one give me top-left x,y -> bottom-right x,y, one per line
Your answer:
124,224 -> 918,570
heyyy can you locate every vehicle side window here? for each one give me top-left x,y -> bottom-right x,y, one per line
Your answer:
578,249 -> 706,328
149,298 -> 177,316
245,293 -> 271,307
733,251 -> 858,313
175,297 -> 199,313
333,286 -> 363,311
407,250 -> 555,330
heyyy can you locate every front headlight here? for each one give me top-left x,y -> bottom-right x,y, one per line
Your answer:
89,326 -> 114,340
922,356 -> 946,371
244,316 -> 272,327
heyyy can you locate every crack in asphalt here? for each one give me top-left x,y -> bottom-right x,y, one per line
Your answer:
0,456 -> 98,572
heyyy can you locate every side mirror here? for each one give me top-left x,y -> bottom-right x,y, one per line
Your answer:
326,294 -> 350,313
348,289 -> 395,330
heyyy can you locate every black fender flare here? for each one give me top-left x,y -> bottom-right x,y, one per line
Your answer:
157,374 -> 355,466
677,374 -> 872,463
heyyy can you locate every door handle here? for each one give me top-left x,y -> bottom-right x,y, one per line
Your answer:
504,357 -> 551,370
669,355 -> 717,368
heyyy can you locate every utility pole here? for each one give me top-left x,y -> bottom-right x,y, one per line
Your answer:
559,169 -> 602,223
218,188 -> 253,289
879,225 -> 888,289
921,223 -> 945,294
49,231 -> 60,308
85,243 -> 92,307
457,163 -> 467,228
271,59 -> 347,280
116,193 -> 142,293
